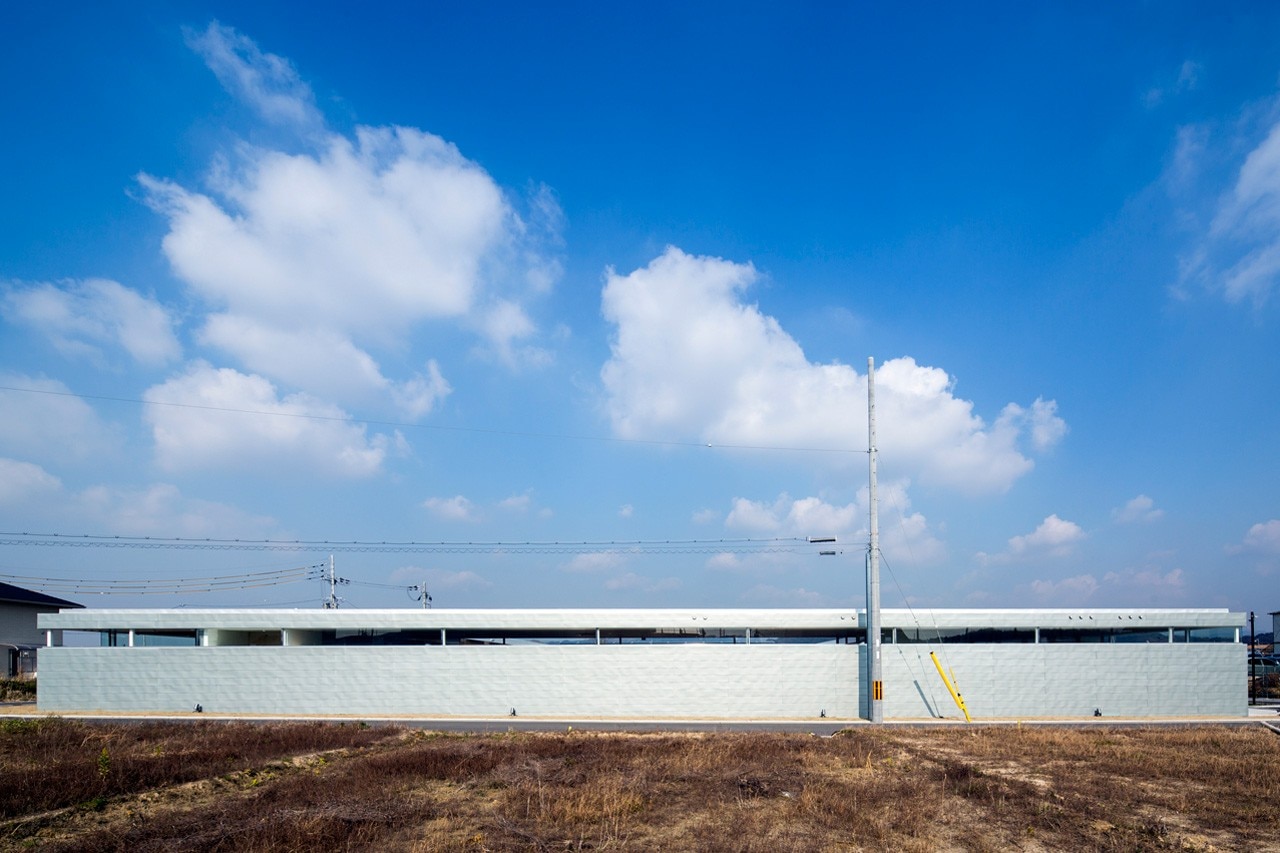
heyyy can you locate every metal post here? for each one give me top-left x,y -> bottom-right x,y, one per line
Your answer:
867,356 -> 883,722
1250,611 -> 1256,706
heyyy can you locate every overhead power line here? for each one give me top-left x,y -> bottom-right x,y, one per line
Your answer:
0,532 -> 828,555
0,563 -> 325,595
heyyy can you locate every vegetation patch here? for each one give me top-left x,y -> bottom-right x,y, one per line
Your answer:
0,721 -> 1276,851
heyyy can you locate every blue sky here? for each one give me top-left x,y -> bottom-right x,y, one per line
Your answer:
1,2 -> 1277,614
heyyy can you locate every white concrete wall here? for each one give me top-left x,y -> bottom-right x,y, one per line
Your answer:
37,640 -> 1246,718
883,643 -> 1245,718
37,644 -> 861,718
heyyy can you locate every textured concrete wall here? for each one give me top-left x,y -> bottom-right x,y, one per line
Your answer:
37,645 -> 861,718
882,643 -> 1245,718
37,641 -> 1246,718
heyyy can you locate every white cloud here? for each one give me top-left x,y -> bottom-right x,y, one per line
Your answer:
198,315 -> 450,417
722,481 -> 945,565
476,298 -> 552,369
185,21 -> 323,130
75,481 -> 276,537
1177,95 -> 1280,307
705,552 -> 741,571
617,504 -> 634,519
604,572 -> 681,593
600,247 -> 1065,494
3,278 -> 180,366
423,495 -> 479,523
562,551 -> 627,574
0,374 -> 121,462
1007,514 -> 1085,557
1101,567 -> 1187,599
139,23 -> 560,417
1227,519 -> 1280,556
739,584 -> 832,607
143,361 -> 387,477
867,479 -> 947,565
1112,494 -> 1164,525
390,565 -> 492,590
1029,573 -> 1099,603
691,508 -> 720,525
139,126 -> 508,335
725,493 -> 858,539
1145,59 -> 1201,108
0,458 -> 62,505
499,493 -> 532,513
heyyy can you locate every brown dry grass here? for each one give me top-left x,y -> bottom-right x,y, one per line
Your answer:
0,719 -> 1277,851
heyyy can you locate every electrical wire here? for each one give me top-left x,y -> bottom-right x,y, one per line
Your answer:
0,532 -> 819,555
0,564 -> 323,595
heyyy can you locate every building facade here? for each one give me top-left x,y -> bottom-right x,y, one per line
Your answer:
37,607 -> 1246,719
1,582 -> 80,678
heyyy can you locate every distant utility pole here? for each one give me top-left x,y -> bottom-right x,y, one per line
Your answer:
325,554 -> 339,609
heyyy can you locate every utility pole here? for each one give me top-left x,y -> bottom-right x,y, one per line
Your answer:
866,356 -> 883,723
325,554 -> 338,609
1250,610 -> 1256,706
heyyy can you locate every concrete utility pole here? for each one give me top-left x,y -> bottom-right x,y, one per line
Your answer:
325,554 -> 338,609
866,357 -> 883,723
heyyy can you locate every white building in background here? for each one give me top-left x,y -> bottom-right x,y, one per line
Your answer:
37,607 -> 1245,719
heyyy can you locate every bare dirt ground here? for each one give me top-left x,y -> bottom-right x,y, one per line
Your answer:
1,718 -> 1277,851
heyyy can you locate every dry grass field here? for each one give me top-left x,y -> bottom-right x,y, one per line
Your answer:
0,717 -> 1277,851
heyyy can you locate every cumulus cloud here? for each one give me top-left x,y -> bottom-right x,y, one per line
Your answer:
605,572 -> 681,593
719,480 -> 944,565
562,552 -> 628,574
0,374 -> 121,462
740,584 -> 832,607
1226,519 -> 1280,556
1111,494 -> 1164,524
139,126 -> 511,334
1008,514 -> 1085,557
980,514 -> 1085,564
870,480 -> 947,565
1101,566 -> 1187,600
140,23 -> 560,420
726,493 -> 857,538
423,495 -> 479,523
705,552 -> 741,571
75,482 -> 277,537
1029,573 -> 1099,603
390,565 -> 492,591
3,278 -> 180,366
0,458 -> 62,505
143,361 -> 387,477
197,315 -> 450,416
600,247 -> 1065,494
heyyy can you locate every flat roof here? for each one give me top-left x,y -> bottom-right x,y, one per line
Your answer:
38,607 -> 1245,632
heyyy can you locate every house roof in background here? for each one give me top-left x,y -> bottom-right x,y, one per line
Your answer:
0,582 -> 81,609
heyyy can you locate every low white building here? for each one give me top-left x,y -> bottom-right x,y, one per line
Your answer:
37,607 -> 1245,719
